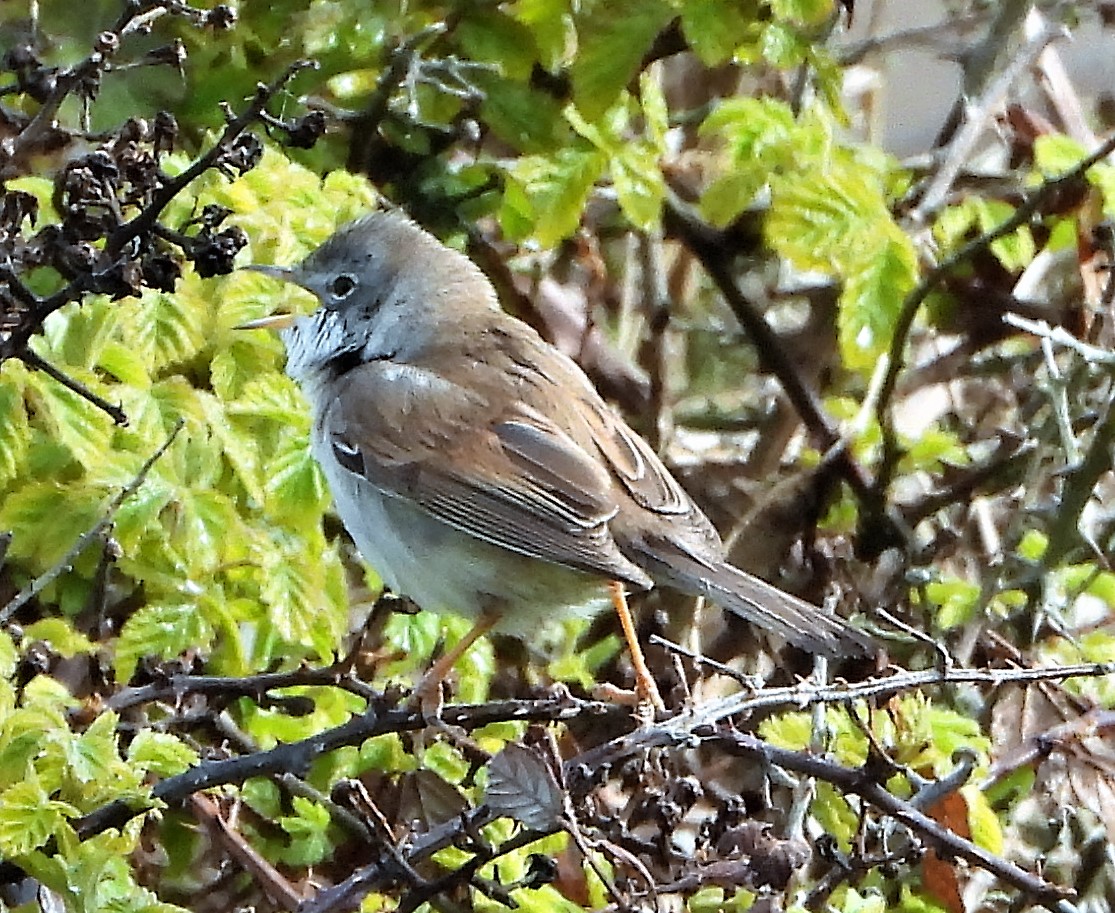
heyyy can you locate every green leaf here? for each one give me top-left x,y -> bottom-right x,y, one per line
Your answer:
570,0 -> 674,121
0,775 -> 77,855
1017,529 -> 1047,561
760,21 -> 810,68
259,541 -> 345,660
680,0 -> 757,65
120,289 -> 205,372
962,784 -> 1003,854
767,169 -> 875,271
701,96 -> 798,161
127,731 -> 199,777
206,409 -> 265,506
900,428 -> 971,473
36,298 -> 119,371
168,487 -> 247,571
925,578 -> 980,630
21,619 -> 96,658
97,340 -> 152,388
24,371 -> 113,471
66,711 -> 121,786
112,472 -> 175,555
770,0 -> 834,25
0,367 -> 30,487
0,481 -> 105,570
210,339 -> 281,402
698,97 -> 799,223
838,237 -> 917,372
115,601 -> 216,682
1033,133 -> 1086,175
458,9 -> 539,80
765,163 -> 917,373
476,75 -> 571,154
612,142 -> 665,230
263,432 -> 328,523
511,0 -> 573,71
229,374 -> 308,424
501,146 -> 605,245
278,796 -> 334,866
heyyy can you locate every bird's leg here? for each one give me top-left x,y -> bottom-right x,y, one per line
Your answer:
414,609 -> 500,722
608,581 -> 665,714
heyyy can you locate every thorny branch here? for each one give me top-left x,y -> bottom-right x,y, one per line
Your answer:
873,129 -> 1115,498
72,658 -> 1113,910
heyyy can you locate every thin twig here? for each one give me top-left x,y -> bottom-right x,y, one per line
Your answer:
874,129 -> 1115,495
18,346 -> 128,425
909,19 -> 1063,223
715,730 -> 1073,908
1003,314 -> 1115,365
190,793 -> 305,910
106,660 -> 381,711
0,419 -> 183,625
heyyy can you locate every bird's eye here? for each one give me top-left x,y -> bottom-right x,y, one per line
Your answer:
330,274 -> 357,299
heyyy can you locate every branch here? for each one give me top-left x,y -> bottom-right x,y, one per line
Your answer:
909,18 -> 1064,222
106,58 -> 316,258
74,694 -> 618,839
662,195 -> 905,548
0,60 -> 313,364
874,129 -> 1115,494
714,730 -> 1073,909
18,346 -> 128,425
189,793 -> 305,910
106,660 -> 381,711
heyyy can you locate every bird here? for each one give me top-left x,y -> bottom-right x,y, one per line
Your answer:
240,209 -> 871,710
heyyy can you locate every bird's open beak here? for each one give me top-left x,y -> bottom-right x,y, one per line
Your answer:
237,263 -> 298,330
236,312 -> 296,331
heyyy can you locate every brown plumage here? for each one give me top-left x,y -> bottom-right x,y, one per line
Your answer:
246,210 -> 872,661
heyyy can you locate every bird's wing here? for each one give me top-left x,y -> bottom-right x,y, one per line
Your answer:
321,358 -> 654,589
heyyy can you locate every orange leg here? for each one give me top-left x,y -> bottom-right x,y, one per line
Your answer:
609,581 -> 665,714
415,610 -> 500,719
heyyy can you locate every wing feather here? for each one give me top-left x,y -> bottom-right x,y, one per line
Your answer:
322,359 -> 652,589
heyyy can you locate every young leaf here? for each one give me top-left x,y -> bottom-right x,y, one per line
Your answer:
570,0 -> 674,121
839,237 -> 917,372
501,147 -> 605,245
0,369 -> 30,488
0,775 -> 77,855
115,601 -> 216,682
127,731 -> 200,777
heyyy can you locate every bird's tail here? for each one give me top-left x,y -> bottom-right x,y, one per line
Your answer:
641,545 -> 872,659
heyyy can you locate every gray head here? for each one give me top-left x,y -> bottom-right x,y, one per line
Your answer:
242,209 -> 497,382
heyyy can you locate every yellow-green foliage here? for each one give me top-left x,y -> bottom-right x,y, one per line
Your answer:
0,150 -> 394,903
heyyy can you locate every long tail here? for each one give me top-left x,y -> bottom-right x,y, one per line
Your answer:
642,547 -> 872,659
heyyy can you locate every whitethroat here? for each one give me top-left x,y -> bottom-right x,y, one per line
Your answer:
241,210 -> 871,710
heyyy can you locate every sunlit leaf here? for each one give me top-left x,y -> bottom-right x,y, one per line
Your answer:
570,0 -> 673,121
127,731 -> 199,777
115,601 -> 216,682
0,775 -> 77,855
